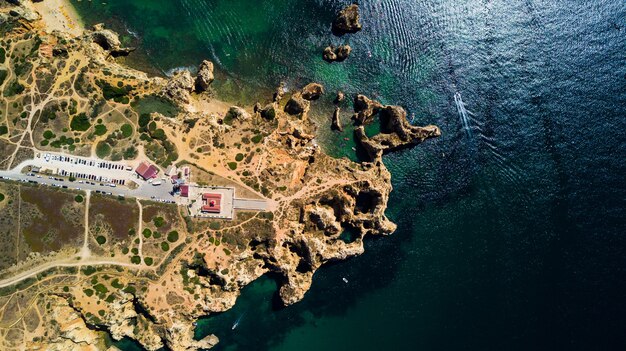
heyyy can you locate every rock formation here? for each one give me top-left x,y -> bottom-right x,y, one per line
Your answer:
332,106 -> 343,131
353,94 -> 383,125
334,91 -> 345,104
284,92 -> 310,116
332,4 -> 362,35
273,82 -> 286,102
323,44 -> 352,62
91,23 -> 136,57
301,83 -> 324,100
195,60 -> 214,92
355,105 -> 441,160
163,70 -> 194,104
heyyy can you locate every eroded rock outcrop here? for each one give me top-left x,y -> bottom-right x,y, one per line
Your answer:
301,83 -> 324,100
284,92 -> 310,116
163,70 -> 194,104
332,4 -> 362,35
323,44 -> 352,62
355,105 -> 441,160
195,60 -> 214,92
91,23 -> 136,57
332,106 -> 343,131
334,91 -> 345,104
353,94 -> 383,125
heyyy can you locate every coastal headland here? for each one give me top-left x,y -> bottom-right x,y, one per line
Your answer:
0,1 -> 439,350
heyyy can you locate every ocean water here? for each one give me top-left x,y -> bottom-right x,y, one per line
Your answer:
69,0 -> 626,350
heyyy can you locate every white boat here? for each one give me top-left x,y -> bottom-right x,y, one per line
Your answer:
342,277 -> 349,283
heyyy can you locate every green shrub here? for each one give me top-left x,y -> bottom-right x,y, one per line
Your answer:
153,216 -> 165,227
227,162 -> 237,170
120,123 -> 133,138
235,153 -> 244,162
0,125 -> 7,135
144,257 -> 153,266
43,130 -> 55,139
121,247 -> 129,254
160,242 -> 170,251
123,146 -> 138,160
94,124 -> 107,136
70,113 -> 91,131
251,134 -> 263,143
153,231 -> 161,239
75,195 -> 83,203
167,231 -> 179,243
0,193 -> 4,202
130,256 -> 141,264
138,113 -> 150,127
96,236 -> 106,245
142,228 -> 152,238
83,289 -> 94,297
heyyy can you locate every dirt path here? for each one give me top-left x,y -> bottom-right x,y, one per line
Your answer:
0,258 -> 149,289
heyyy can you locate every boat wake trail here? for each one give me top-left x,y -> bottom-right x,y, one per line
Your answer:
454,92 -> 475,138
232,312 -> 246,330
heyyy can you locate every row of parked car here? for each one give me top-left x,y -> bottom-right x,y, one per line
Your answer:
42,153 -> 133,171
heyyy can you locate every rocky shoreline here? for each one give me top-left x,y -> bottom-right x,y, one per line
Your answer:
0,2 -> 440,350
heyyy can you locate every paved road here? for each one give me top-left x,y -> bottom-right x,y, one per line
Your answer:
233,198 -> 270,211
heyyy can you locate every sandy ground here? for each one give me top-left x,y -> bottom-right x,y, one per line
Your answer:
31,0 -> 84,36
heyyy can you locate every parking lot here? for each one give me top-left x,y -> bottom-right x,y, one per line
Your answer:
1,152 -> 177,204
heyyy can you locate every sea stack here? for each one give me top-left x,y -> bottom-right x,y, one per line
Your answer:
332,4 -> 362,35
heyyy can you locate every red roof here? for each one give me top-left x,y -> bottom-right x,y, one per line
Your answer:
180,185 -> 189,197
202,193 -> 221,200
201,205 -> 221,213
135,161 -> 158,180
201,193 -> 221,213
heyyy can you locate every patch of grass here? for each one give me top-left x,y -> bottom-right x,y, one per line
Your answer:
70,113 -> 91,131
209,222 -> 220,230
96,141 -> 111,158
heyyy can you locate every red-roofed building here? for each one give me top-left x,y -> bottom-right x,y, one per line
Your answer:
180,185 -> 189,197
135,161 -> 159,180
201,193 -> 221,213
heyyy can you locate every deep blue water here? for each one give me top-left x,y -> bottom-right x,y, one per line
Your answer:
69,0 -> 626,350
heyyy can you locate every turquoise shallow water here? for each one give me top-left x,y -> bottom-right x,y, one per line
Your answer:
70,0 -> 626,350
